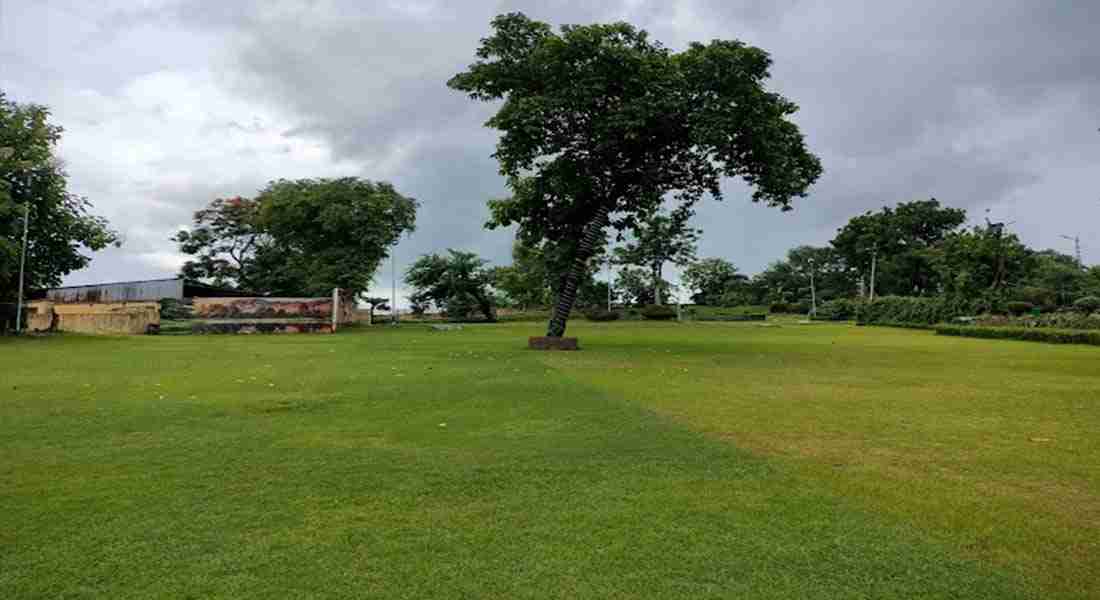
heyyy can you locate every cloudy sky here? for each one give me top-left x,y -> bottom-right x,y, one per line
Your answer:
3,0 -> 1097,302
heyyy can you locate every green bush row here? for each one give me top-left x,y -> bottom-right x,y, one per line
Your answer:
857,296 -> 975,326
640,304 -> 677,320
934,325 -> 1100,346
973,311 -> 1100,330
695,314 -> 766,322
584,309 -> 621,322
856,320 -> 937,330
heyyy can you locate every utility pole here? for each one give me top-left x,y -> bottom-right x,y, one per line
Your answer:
606,257 -> 612,312
1061,234 -> 1082,265
15,201 -> 30,334
868,243 -> 878,303
390,250 -> 397,325
808,257 -> 817,317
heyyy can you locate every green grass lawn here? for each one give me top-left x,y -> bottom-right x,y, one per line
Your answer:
1,322 -> 1096,599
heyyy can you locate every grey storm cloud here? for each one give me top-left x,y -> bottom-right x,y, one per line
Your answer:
1,0 -> 1097,295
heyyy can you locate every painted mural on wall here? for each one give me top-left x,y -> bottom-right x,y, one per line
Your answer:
193,297 -> 334,320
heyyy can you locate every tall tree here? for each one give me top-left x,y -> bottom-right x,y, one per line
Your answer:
681,257 -> 746,305
933,224 -> 1034,301
406,250 -> 496,321
831,199 -> 965,297
174,178 -> 417,298
615,266 -> 674,306
489,239 -> 552,310
750,246 -> 855,306
489,237 -> 608,310
172,196 -> 265,290
613,209 -> 699,305
1,92 -> 118,300
1082,266 -> 1100,298
450,13 -> 822,337
1022,249 -> 1085,306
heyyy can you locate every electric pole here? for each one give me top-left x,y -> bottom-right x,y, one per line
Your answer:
868,243 -> 878,302
1061,234 -> 1082,265
606,257 -> 612,312
15,201 -> 30,334
390,250 -> 397,325
808,257 -> 817,317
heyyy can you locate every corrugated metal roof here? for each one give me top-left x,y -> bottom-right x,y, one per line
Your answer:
46,278 -> 185,303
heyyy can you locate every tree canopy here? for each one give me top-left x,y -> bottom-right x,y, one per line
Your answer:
1,92 -> 118,300
406,249 -> 496,322
831,199 -> 965,296
681,258 -> 746,306
613,209 -> 699,305
450,13 -> 822,336
174,178 -> 416,298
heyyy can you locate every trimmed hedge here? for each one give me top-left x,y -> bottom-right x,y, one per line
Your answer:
973,311 -> 1100,331
935,325 -> 1100,346
856,320 -> 937,330
584,309 -> 621,322
858,295 -> 975,326
809,314 -> 849,322
640,304 -> 677,320
818,298 -> 860,320
696,313 -> 766,322
1074,296 -> 1100,313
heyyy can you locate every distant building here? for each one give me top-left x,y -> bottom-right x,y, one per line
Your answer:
37,277 -> 252,304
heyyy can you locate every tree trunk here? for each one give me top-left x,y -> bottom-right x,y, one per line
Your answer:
546,207 -> 610,337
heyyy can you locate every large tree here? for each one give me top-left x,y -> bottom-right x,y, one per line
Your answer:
173,196 -> 265,290
406,250 -> 496,322
750,246 -> 856,306
450,13 -> 822,337
490,237 -> 608,310
613,209 -> 699,305
831,199 -> 965,297
933,224 -> 1035,301
1,92 -> 118,300
489,239 -> 553,310
174,178 -> 417,297
1022,249 -> 1085,306
615,266 -> 674,306
681,257 -> 746,306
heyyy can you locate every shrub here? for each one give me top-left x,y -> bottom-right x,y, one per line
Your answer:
158,298 -> 193,321
858,295 -> 975,326
696,313 -> 766,322
1005,301 -> 1034,316
584,309 -> 621,321
973,311 -> 1100,331
818,298 -> 860,320
1073,296 -> 1100,314
935,325 -> 1100,346
640,304 -> 677,320
768,302 -> 789,314
1014,286 -> 1056,310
